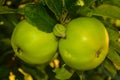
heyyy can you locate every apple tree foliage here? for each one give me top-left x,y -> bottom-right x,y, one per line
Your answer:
0,0 -> 120,80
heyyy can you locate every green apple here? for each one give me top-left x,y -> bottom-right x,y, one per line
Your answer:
59,17 -> 109,70
11,20 -> 58,64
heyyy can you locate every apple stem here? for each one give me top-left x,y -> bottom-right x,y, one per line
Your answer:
77,71 -> 85,80
79,72 -> 84,80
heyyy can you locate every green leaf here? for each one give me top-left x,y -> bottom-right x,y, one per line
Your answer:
103,0 -> 120,7
0,0 -> 5,6
0,6 -> 16,14
0,66 -> 10,79
107,40 -> 120,69
53,66 -> 74,80
110,40 -> 120,54
64,0 -> 78,9
103,60 -> 117,76
77,6 -> 92,16
84,0 -> 97,6
107,47 -> 120,66
21,65 -> 48,80
45,0 -> 63,20
106,27 -> 119,41
0,14 -> 19,37
24,3 -> 57,33
91,4 -> 120,19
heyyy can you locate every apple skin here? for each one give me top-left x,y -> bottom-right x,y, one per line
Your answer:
11,20 -> 58,64
59,17 -> 109,70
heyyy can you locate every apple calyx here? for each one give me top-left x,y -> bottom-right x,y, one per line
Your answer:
53,24 -> 66,38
